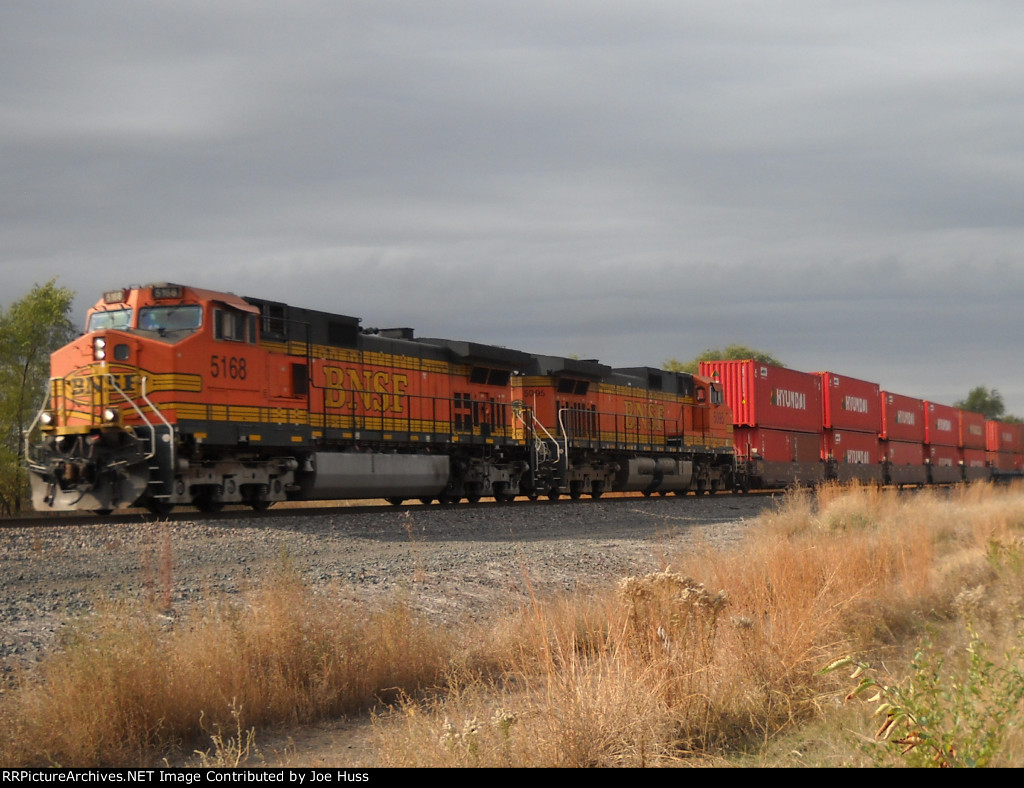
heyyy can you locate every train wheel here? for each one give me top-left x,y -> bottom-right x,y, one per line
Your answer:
548,489 -> 561,501
569,481 -> 583,500
386,497 -> 405,506
146,499 -> 174,518
250,499 -> 273,512
93,509 -> 113,517
590,481 -> 604,499
419,497 -> 434,505
192,488 -> 224,513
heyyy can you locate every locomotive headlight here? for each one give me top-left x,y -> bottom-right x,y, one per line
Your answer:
40,411 -> 54,426
94,337 -> 107,360
102,407 -> 119,424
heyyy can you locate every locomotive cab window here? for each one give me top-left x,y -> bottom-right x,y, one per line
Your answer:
87,309 -> 133,332
214,308 -> 256,343
138,305 -> 202,335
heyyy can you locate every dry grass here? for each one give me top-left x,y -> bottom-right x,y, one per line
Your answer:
2,481 -> 1024,767
368,481 -> 1024,767
0,566 -> 455,766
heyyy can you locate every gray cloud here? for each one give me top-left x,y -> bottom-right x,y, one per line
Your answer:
3,1 -> 1023,414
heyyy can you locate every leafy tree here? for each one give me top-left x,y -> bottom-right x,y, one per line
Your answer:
663,344 -> 783,375
0,280 -> 77,515
954,386 -> 1021,423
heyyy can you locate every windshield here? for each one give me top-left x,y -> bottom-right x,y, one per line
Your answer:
87,309 -> 133,332
138,305 -> 203,333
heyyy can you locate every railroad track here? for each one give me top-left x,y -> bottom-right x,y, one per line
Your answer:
1,489 -> 778,529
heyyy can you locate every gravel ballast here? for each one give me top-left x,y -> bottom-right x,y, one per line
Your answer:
0,495 -> 776,678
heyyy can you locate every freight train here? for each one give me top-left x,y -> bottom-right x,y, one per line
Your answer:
24,283 -> 1023,515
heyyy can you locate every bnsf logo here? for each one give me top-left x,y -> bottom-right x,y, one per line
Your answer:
322,365 -> 409,413
63,365 -> 141,405
771,388 -> 806,410
842,395 -> 869,413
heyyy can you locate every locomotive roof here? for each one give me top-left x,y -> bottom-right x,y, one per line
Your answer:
523,355 -> 613,380
92,283 -> 259,315
416,338 -> 534,369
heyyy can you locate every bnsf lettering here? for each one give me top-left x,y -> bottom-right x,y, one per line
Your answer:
69,373 -> 138,399
771,388 -> 806,410
895,410 -> 916,425
624,400 -> 666,432
624,401 -> 666,420
842,395 -> 869,413
935,418 -> 953,432
323,366 -> 408,413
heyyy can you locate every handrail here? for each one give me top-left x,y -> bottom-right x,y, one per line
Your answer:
136,376 -> 176,472
104,374 -> 155,459
104,374 -> 167,464
513,402 -> 561,465
22,384 -> 56,467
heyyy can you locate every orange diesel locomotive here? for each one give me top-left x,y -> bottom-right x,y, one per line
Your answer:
26,283 -> 734,514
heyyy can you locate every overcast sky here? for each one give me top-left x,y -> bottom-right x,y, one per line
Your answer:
3,1 -> 1023,414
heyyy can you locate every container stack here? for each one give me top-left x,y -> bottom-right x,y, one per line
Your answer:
815,372 -> 882,483
959,409 -> 989,481
987,421 -> 1024,474
879,392 -> 928,486
700,360 -> 824,486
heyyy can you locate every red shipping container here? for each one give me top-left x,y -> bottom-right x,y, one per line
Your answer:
959,410 -> 987,450
815,372 -> 881,433
962,448 -> 988,470
880,392 -> 925,443
700,360 -> 822,433
986,421 -> 1024,454
988,451 -> 1016,471
823,430 -> 880,464
883,440 -> 925,466
929,444 -> 960,467
961,448 -> 990,481
928,444 -> 962,484
733,427 -> 820,463
924,402 -> 959,447
885,440 -> 928,486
